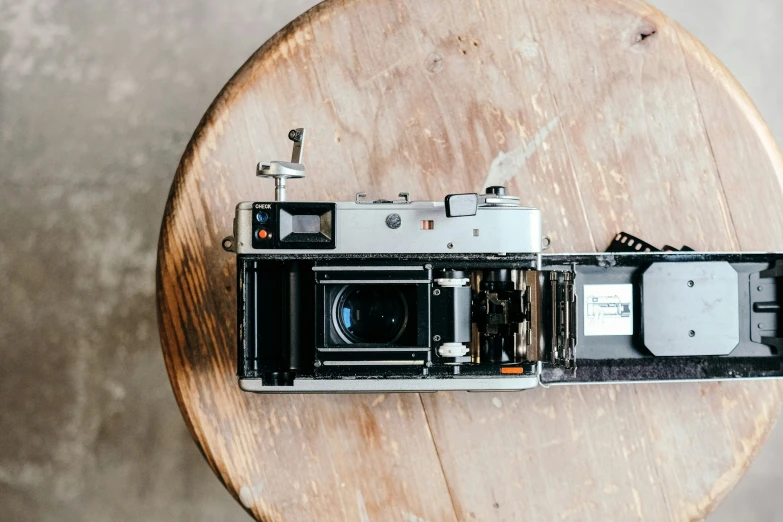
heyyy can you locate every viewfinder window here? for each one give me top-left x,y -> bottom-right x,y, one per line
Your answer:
275,202 -> 336,249
292,214 -> 321,234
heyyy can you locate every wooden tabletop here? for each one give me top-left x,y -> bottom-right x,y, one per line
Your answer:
156,0 -> 783,520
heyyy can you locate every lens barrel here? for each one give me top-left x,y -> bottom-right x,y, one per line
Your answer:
335,285 -> 409,344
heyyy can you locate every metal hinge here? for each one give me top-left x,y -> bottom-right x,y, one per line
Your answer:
549,270 -> 577,369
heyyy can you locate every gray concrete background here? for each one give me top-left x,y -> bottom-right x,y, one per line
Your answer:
0,0 -> 780,520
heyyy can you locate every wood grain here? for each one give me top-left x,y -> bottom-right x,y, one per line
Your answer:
156,0 -> 783,520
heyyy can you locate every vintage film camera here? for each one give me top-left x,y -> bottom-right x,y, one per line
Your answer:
223,129 -> 783,393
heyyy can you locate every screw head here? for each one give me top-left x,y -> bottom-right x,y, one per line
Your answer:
447,242 -> 454,249
688,330 -> 695,337
433,289 -> 441,296
288,129 -> 303,142
433,335 -> 441,342
687,280 -> 694,287
386,213 -> 402,229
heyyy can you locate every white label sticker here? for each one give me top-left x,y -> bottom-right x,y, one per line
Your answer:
583,284 -> 633,336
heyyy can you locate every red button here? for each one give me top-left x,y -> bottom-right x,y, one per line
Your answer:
257,229 -> 268,239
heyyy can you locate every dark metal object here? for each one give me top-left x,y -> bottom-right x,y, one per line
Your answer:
385,213 -> 402,229
485,186 -> 508,196
751,261 -> 783,351
474,269 -> 520,363
642,262 -> 739,356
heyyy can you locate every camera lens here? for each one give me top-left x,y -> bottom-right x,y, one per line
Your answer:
335,285 -> 408,344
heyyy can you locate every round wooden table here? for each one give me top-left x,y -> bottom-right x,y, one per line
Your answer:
157,0 -> 783,520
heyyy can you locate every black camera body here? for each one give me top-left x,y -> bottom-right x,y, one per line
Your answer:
235,253 -> 550,392
224,129 -> 783,393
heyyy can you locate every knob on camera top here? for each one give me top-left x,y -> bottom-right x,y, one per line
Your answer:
257,128 -> 307,201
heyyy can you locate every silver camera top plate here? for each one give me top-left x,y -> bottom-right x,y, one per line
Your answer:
233,200 -> 542,255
